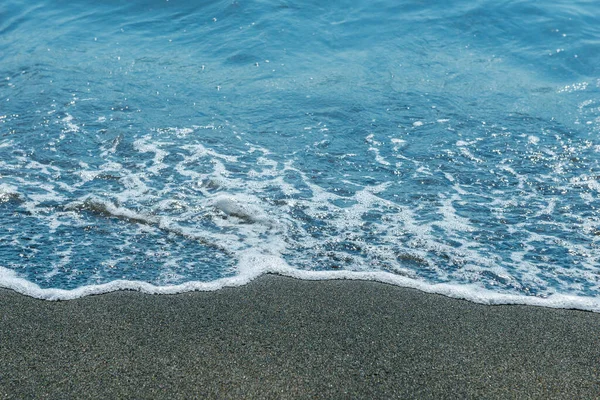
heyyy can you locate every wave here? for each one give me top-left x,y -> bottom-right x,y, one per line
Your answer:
2,265 -> 599,313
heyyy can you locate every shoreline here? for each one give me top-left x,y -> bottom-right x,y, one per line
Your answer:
2,266 -> 599,313
1,274 -> 599,398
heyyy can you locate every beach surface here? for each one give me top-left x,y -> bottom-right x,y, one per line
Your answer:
1,274 -> 599,399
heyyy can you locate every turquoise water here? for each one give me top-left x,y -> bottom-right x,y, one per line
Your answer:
1,0 -> 600,309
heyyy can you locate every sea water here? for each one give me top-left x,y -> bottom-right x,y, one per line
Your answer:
1,0 -> 600,309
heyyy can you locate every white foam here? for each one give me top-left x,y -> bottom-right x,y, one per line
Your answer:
364,134 -> 381,145
4,123 -> 600,313
212,194 -> 269,224
434,195 -> 475,232
535,198 -> 556,216
180,143 -> 238,163
368,147 -> 391,166
0,183 -> 20,202
1,265 -> 599,312
61,114 -> 80,133
459,147 -> 484,163
390,138 -> 407,152
115,174 -> 152,204
572,175 -> 600,193
133,136 -> 169,174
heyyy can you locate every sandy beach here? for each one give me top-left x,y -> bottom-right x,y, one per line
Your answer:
1,274 -> 599,399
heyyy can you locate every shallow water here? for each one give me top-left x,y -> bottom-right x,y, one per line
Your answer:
1,0 -> 600,308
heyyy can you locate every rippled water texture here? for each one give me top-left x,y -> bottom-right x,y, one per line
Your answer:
1,0 -> 600,306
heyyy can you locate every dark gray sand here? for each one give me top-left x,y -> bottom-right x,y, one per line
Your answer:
1,275 -> 599,399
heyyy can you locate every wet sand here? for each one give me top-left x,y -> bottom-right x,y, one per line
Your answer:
1,274 -> 599,399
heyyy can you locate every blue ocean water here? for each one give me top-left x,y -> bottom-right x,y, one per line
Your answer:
1,0 -> 600,308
